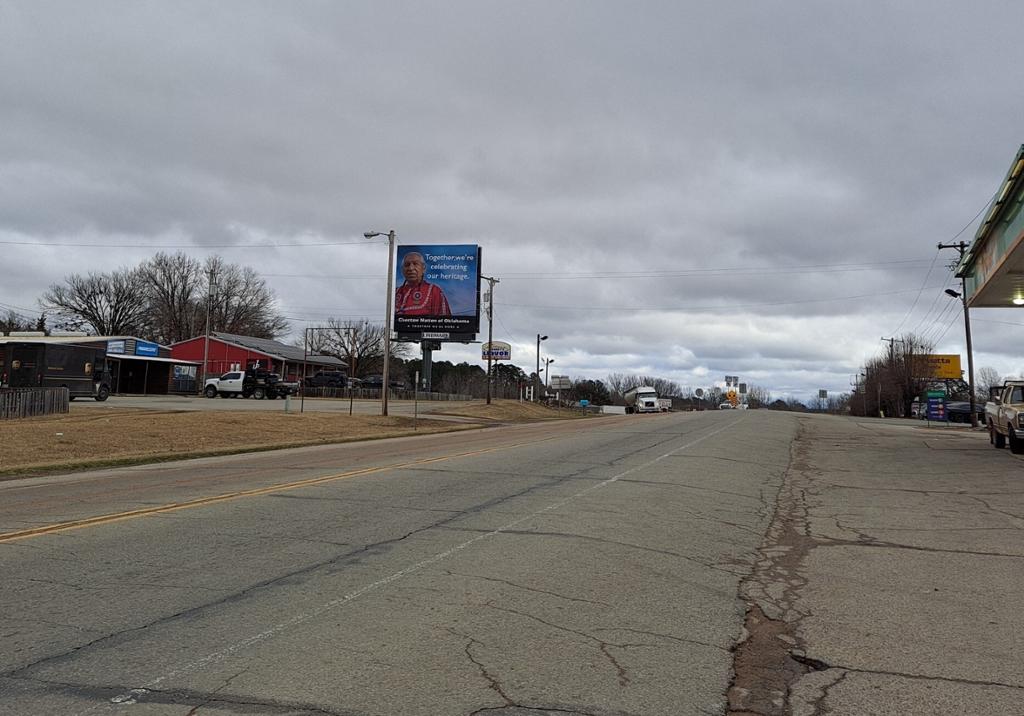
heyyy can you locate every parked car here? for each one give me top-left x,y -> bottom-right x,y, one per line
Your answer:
304,371 -> 348,388
944,401 -> 984,424
362,374 -> 406,389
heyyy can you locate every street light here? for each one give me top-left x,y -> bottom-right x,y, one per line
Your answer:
365,230 -> 396,416
535,334 -> 548,401
544,357 -> 555,388
945,288 -> 978,428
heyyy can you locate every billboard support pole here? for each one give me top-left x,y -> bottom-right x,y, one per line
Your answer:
481,275 -> 498,404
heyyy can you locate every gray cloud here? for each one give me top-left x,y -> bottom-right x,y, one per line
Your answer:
2,1 -> 1023,399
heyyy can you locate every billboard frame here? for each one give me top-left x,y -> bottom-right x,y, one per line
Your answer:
393,244 -> 481,342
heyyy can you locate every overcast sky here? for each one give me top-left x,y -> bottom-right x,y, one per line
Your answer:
3,1 -> 1024,400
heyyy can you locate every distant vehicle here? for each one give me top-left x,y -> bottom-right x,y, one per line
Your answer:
656,397 -> 672,412
718,402 -> 734,410
362,375 -> 406,390
0,341 -> 111,401
985,381 -> 1024,452
623,386 -> 659,414
304,371 -> 348,388
204,368 -> 296,400
944,401 -> 983,424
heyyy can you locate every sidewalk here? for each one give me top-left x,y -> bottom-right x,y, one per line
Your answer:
732,415 -> 1024,716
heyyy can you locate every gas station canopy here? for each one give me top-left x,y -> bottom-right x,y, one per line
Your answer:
957,145 -> 1024,307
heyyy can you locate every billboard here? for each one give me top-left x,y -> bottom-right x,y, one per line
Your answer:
394,245 -> 480,338
916,354 -> 962,380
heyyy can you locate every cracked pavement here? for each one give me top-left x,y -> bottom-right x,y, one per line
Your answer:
730,415 -> 1024,716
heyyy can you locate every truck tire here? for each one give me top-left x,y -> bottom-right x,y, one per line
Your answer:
992,422 -> 1006,449
95,385 -> 110,402
204,386 -> 217,398
1009,425 -> 1023,454
252,387 -> 266,400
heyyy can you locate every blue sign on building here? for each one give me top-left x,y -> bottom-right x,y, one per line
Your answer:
135,341 -> 159,357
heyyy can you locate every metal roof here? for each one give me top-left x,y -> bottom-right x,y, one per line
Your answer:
208,332 -> 345,367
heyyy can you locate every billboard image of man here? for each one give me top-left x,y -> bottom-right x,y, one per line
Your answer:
394,245 -> 481,336
395,251 -> 451,317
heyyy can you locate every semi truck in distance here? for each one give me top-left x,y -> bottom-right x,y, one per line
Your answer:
624,386 -> 659,414
0,341 -> 112,401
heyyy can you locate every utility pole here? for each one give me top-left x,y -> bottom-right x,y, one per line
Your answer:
937,241 -> 978,428
481,275 -> 499,405
880,336 -> 896,418
200,267 -> 216,393
535,333 -> 548,402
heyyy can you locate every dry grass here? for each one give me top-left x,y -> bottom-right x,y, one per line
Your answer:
0,409 -> 475,476
0,400 -> 589,477
429,400 -> 593,422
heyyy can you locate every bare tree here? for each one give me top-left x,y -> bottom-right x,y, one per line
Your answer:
305,319 -> 410,377
1,309 -> 35,334
141,252 -> 205,344
41,268 -> 149,335
205,257 -> 290,339
745,384 -> 772,408
976,366 -> 1002,398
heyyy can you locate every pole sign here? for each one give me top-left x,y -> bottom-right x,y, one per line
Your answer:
482,341 -> 511,361
915,354 -> 962,380
549,375 -> 572,390
926,389 -> 946,421
394,245 -> 481,339
818,389 -> 828,400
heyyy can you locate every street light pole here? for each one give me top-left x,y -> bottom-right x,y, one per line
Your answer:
200,267 -> 216,393
544,357 -> 554,388
939,240 -> 978,428
481,275 -> 499,405
535,334 -> 547,402
366,230 -> 396,416
945,286 -> 978,428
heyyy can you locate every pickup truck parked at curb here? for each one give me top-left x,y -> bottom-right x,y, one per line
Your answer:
204,369 -> 297,400
985,381 -> 1024,452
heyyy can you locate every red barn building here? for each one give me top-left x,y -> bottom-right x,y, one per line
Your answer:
171,332 -> 344,384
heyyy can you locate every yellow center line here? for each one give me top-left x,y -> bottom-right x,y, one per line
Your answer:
0,435 -> 559,543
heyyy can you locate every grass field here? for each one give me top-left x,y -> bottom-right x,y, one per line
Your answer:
1,400 -> 591,477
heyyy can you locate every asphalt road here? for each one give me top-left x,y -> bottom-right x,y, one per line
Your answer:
1,411 -> 1021,715
1,410 -> 785,715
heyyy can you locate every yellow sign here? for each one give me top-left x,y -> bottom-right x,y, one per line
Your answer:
916,354 -> 962,379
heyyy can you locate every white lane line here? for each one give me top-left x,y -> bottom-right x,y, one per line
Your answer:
83,417 -> 743,713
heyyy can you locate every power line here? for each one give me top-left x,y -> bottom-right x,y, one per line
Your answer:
888,249 -> 941,335
0,238 -> 372,249
498,285 -> 952,313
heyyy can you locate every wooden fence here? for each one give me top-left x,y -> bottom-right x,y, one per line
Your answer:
0,387 -> 70,420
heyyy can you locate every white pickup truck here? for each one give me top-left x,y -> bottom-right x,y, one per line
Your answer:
985,381 -> 1024,453
204,369 -> 296,400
